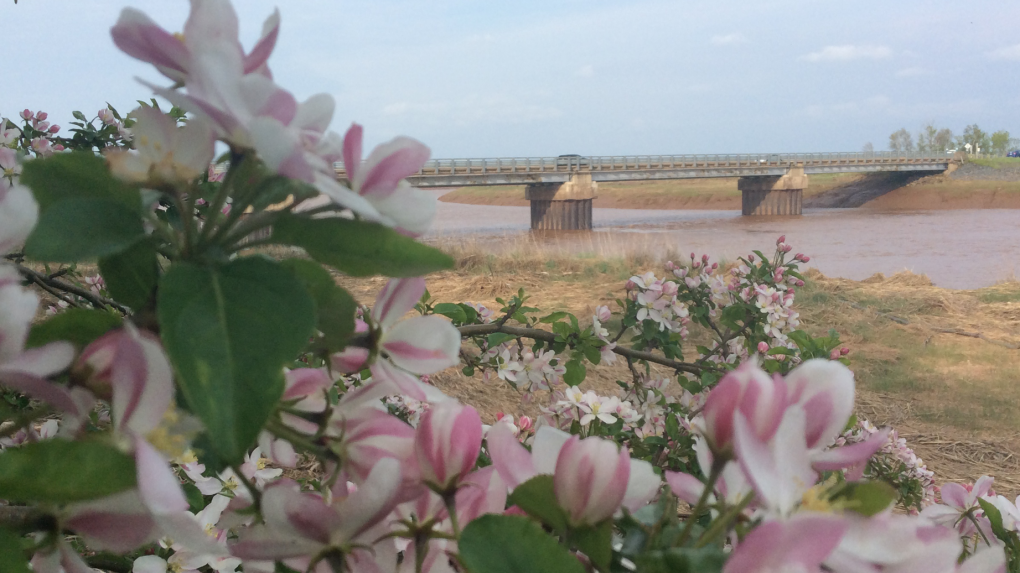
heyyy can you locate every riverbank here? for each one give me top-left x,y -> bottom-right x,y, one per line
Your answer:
333,250 -> 1020,494
437,161 -> 1020,210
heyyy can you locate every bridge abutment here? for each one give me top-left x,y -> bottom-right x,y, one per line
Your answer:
738,167 -> 807,216
525,172 -> 597,230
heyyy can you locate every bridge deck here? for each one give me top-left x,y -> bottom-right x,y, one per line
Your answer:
333,152 -> 952,187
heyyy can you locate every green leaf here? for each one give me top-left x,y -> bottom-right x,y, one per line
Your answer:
98,237 -> 159,310
271,215 -> 453,277
433,303 -> 467,323
539,312 -> 568,324
569,520 -> 612,571
25,198 -> 145,262
563,358 -> 586,386
635,547 -> 726,573
0,528 -> 29,573
582,344 -> 602,365
0,440 -> 136,503
459,515 -> 584,573
19,151 -> 139,212
507,475 -> 569,531
25,308 -> 122,350
71,110 -> 87,122
459,303 -> 478,324
833,481 -> 897,517
486,333 -> 517,347
158,257 -> 316,462
279,259 -> 357,353
978,497 -> 1008,541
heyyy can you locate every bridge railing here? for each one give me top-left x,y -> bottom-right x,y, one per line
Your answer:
332,150 -> 952,176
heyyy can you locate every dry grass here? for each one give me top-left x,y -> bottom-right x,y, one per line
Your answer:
335,251 -> 1020,495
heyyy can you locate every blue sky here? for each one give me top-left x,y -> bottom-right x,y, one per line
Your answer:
3,0 -> 1019,157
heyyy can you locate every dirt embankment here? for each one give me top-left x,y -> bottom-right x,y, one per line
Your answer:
439,162 -> 1020,210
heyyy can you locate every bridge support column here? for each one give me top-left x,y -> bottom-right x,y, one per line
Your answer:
738,167 -> 807,216
525,172 -> 597,230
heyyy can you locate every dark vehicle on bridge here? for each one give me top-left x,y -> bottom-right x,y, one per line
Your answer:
556,154 -> 590,169
1008,150 -> 1020,158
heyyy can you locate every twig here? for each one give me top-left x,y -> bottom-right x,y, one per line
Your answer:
494,301 -> 519,329
457,323 -> 708,375
85,554 -> 133,573
13,263 -> 130,314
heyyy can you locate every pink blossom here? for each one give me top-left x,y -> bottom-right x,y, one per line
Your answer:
758,341 -> 770,354
920,475 -> 995,537
0,184 -> 36,255
488,424 -> 660,521
20,109 -> 32,120
700,361 -> 788,456
30,137 -> 53,156
724,514 -> 846,573
330,406 -> 416,486
554,434 -> 631,525
336,123 -> 436,236
415,401 -> 483,492
106,106 -> 214,184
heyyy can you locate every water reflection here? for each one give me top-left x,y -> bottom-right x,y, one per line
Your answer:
428,193 -> 1020,289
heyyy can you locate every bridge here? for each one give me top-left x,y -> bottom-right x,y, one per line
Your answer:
334,151 -> 958,230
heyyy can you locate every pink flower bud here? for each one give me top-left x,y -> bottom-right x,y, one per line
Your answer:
702,254 -> 709,263
34,111 -> 47,122
554,435 -> 630,526
20,110 -> 32,120
693,261 -> 701,269
596,305 -> 611,323
665,261 -> 677,271
625,280 -> 636,291
748,254 -> 755,262
35,121 -> 50,132
48,125 -> 60,134
777,235 -> 786,245
783,244 -> 793,253
830,349 -> 841,360
757,341 -> 769,354
796,280 -> 805,287
700,363 -> 787,456
690,252 -> 696,261
415,401 -> 483,492
495,412 -> 506,421
518,416 -> 533,432
52,144 -> 64,152
840,347 -> 850,356
711,262 -> 718,270
800,255 -> 810,263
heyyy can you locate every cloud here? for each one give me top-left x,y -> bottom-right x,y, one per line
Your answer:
895,67 -> 929,77
575,64 -> 594,77
710,33 -> 747,46
800,45 -> 892,62
986,44 -> 1020,60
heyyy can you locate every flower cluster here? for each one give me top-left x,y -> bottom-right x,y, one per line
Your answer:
835,418 -> 937,511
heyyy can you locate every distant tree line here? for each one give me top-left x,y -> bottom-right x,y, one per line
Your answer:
880,123 -> 1020,156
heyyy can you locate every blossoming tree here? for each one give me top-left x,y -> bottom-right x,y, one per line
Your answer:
0,1 -> 1016,573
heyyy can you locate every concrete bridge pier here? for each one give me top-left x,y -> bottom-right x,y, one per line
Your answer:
525,172 -> 597,230
738,167 -> 808,216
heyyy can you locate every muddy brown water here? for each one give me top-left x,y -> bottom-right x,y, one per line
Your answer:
427,192 -> 1020,290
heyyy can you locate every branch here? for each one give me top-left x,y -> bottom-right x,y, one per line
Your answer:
457,324 -> 708,375
13,263 -> 130,314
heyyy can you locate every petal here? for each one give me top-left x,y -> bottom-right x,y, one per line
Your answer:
785,359 -> 855,449
0,184 -> 39,257
64,490 -> 158,553
366,183 -> 437,237
293,93 -> 335,134
244,8 -> 280,74
532,426 -> 572,475
665,471 -> 707,505
724,514 -> 846,573
357,137 -> 430,199
811,427 -> 890,472
336,458 -> 403,542
939,482 -> 969,510
132,555 -> 169,573
342,123 -> 363,182
372,278 -> 426,327
622,459 -> 661,511
110,9 -> 189,82
312,172 -> 383,221
3,342 -> 75,377
485,421 -> 536,489
382,316 -> 461,375
135,437 -> 188,514
734,407 -> 815,516
958,545 -> 1007,573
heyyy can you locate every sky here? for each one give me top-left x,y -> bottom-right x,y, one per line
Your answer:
3,0 -> 1019,158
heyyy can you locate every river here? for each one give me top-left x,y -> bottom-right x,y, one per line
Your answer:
427,195 -> 1020,290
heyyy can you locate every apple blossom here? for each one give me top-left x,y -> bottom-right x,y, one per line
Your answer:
106,106 -> 215,184
415,401 -> 483,492
699,361 -> 788,456
723,513 -> 846,573
920,475 -> 995,537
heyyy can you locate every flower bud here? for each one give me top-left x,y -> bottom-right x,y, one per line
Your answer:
711,262 -> 718,270
596,305 -> 611,323
35,121 -> 49,132
34,111 -> 47,122
690,252 -> 696,261
840,347 -> 850,356
20,110 -> 32,120
700,362 -> 787,456
48,125 -> 60,134
518,416 -> 533,432
415,401 -> 483,492
748,254 -> 755,262
554,435 -> 630,526
757,341 -> 769,354
830,349 -> 841,360
693,261 -> 701,269
777,235 -> 786,245
52,144 -> 65,152
625,280 -> 636,291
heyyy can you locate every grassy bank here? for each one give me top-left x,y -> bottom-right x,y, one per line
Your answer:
333,249 -> 1020,492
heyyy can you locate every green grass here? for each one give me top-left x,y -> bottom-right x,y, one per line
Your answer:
968,156 -> 1020,169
